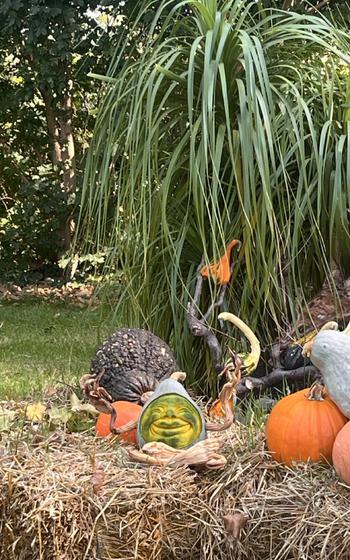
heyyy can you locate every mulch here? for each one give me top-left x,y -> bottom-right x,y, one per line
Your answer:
0,283 -> 98,306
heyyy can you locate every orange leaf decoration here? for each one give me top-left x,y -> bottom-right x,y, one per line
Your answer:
200,239 -> 240,284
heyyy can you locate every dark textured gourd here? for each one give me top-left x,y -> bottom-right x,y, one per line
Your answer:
90,328 -> 179,403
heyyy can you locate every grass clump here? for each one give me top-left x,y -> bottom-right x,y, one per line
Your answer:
0,300 -> 116,400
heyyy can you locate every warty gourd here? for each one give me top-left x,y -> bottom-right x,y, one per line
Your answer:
90,328 -> 179,404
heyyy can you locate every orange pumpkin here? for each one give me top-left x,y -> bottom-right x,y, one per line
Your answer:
332,421 -> 350,485
265,385 -> 347,466
200,239 -> 240,285
208,398 -> 234,419
95,401 -> 142,444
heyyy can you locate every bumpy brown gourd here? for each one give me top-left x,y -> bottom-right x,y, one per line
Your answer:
90,328 -> 179,404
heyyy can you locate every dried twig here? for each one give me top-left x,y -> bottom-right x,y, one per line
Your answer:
235,365 -> 320,398
186,258 -> 238,374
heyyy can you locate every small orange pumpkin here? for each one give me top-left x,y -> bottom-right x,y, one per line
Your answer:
208,398 -> 234,419
332,421 -> 350,485
95,401 -> 142,444
265,384 -> 347,466
200,239 -> 240,285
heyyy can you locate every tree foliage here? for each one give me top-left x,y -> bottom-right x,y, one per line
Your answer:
0,0 -> 116,280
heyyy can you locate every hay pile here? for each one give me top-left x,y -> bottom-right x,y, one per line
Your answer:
1,426 -> 349,560
0,434 -> 99,560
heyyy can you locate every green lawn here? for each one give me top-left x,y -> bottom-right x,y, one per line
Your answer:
0,300 -> 117,400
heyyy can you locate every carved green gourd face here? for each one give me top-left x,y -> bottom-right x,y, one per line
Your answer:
139,393 -> 203,449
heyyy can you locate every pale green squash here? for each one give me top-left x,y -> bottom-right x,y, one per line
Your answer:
309,330 -> 350,418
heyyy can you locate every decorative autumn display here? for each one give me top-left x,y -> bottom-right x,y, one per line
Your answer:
137,378 -> 206,449
95,401 -> 142,444
186,247 -> 246,378
200,239 -> 240,284
304,328 -> 350,418
208,352 -> 242,419
81,328 -> 179,406
265,384 -> 347,466
332,421 -> 350,485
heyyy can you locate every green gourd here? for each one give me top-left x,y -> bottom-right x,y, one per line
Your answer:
137,378 -> 206,449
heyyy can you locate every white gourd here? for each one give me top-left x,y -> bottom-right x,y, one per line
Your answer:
309,330 -> 350,418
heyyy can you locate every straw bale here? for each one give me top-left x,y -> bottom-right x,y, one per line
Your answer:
1,425 -> 350,560
0,433 -> 101,560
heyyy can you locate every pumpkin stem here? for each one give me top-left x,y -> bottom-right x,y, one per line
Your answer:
307,382 -> 326,401
169,371 -> 187,382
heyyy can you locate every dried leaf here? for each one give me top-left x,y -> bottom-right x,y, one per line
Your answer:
44,385 -> 58,398
223,512 -> 249,539
26,402 -> 46,422
0,408 -> 17,431
70,392 -> 98,416
70,392 -> 81,409
73,402 -> 99,415
92,464 -> 105,495
48,405 -> 72,424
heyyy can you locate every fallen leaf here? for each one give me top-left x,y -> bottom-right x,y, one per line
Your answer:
70,392 -> 98,416
0,408 -> 17,431
223,512 -> 249,539
44,385 -> 58,398
48,405 -> 72,424
70,392 -> 81,408
26,402 -> 46,422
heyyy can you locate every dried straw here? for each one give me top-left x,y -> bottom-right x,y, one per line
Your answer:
1,425 -> 349,560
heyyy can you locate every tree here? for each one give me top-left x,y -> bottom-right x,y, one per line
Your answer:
0,0 -> 112,255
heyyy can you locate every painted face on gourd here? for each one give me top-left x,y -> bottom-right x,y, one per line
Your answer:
139,393 -> 203,449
